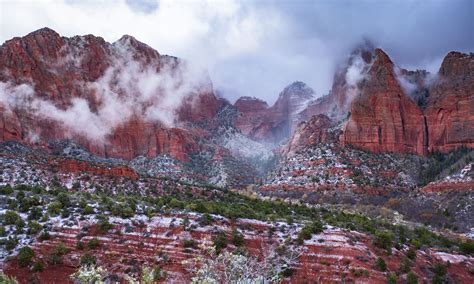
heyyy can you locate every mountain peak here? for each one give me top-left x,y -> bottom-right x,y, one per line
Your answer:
279,81 -> 315,101
25,27 -> 61,39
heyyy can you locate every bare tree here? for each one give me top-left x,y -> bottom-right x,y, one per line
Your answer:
184,239 -> 304,283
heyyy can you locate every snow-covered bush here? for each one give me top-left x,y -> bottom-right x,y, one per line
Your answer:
184,243 -> 302,283
70,265 -> 106,284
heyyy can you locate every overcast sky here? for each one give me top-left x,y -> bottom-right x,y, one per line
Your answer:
1,0 -> 473,104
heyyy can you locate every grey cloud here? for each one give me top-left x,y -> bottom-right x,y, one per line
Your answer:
1,0 -> 472,105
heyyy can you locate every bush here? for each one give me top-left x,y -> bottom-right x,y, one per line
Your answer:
76,241 -> 84,250
5,237 -> 18,250
18,246 -> 35,267
31,260 -> 45,272
28,221 -> 42,235
80,253 -> 97,265
28,207 -> 43,221
375,257 -> 386,272
213,231 -> 227,254
297,221 -> 323,245
0,185 -> 13,195
48,242 -> 69,265
47,201 -> 62,216
38,231 -> 50,241
96,216 -> 112,234
183,239 -> 197,249
3,210 -> 21,225
432,262 -> 447,284
83,205 -> 94,215
399,257 -> 412,273
88,238 -> 100,249
56,192 -> 70,208
387,272 -> 397,284
0,271 -> 18,284
459,240 -> 474,255
406,247 -> 417,260
231,229 -> 244,247
200,213 -> 213,226
54,242 -> 70,255
374,230 -> 394,252
407,271 -> 418,284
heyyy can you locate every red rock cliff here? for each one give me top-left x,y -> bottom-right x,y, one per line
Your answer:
341,49 -> 427,155
425,52 -> 474,153
0,28 -> 220,161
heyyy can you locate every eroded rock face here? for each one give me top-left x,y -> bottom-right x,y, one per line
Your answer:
425,52 -> 474,153
50,158 -> 139,180
282,114 -> 334,156
341,49 -> 428,155
234,96 -> 269,136
235,81 -> 315,142
0,28 -> 220,161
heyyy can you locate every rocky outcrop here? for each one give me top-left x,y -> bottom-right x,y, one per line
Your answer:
299,46 -> 472,157
234,96 -> 269,136
235,81 -> 315,142
341,49 -> 427,155
50,158 -> 139,180
282,114 -> 334,156
0,28 -> 220,161
300,41 -> 376,122
425,52 -> 474,153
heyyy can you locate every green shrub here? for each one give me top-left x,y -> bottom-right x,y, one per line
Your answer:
47,201 -> 62,216
387,272 -> 397,284
27,221 -> 42,235
213,231 -> 227,254
459,240 -> 474,255
80,253 -> 97,265
200,213 -> 213,226
407,271 -> 418,284
406,247 -> 417,260
375,257 -> 386,272
88,238 -> 100,249
28,207 -> 43,221
374,230 -> 394,252
3,210 -> 21,225
432,262 -> 447,284
76,241 -> 84,250
18,246 -> 35,267
31,260 -> 44,272
96,216 -> 112,234
399,257 -> 412,273
183,239 -> 196,249
5,237 -> 18,250
38,231 -> 50,241
0,185 -> 14,195
231,229 -> 244,247
297,221 -> 323,245
83,205 -> 94,215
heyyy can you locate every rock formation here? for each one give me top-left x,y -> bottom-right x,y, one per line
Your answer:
235,81 -> 315,142
0,27 -> 220,161
425,51 -> 474,153
282,114 -> 334,156
341,48 -> 427,155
